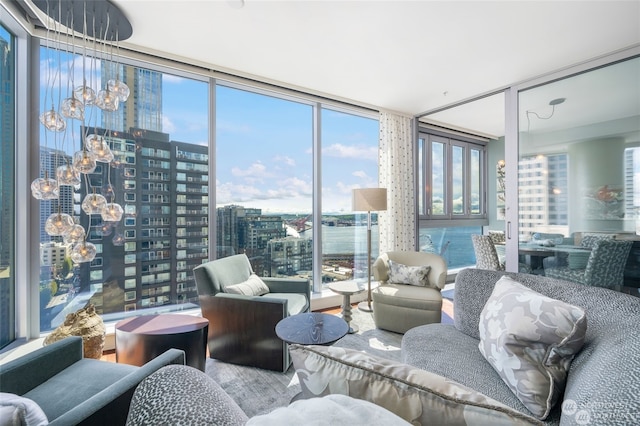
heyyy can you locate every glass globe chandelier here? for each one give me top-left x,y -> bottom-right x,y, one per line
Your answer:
44,211 -> 75,236
63,224 -> 86,244
31,172 -> 59,200
70,241 -> 97,264
57,162 -> 81,186
61,97 -> 85,121
81,191 -> 108,215
31,0 -> 132,263
111,231 -> 125,246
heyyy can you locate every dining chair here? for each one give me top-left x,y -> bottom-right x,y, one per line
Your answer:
545,239 -> 633,289
471,234 -> 532,273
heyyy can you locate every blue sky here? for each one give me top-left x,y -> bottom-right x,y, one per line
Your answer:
39,48 -> 379,215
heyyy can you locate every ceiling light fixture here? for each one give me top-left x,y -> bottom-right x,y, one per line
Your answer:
527,97 -> 567,121
30,0 -> 132,263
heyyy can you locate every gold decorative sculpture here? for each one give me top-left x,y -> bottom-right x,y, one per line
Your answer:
43,304 -> 106,359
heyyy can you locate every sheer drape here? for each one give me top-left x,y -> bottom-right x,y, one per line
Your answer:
378,112 -> 415,253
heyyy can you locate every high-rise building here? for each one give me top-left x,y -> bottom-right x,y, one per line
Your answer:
624,147 -> 638,218
518,154 -> 568,237
101,63 -> 163,133
266,236 -> 312,277
69,128 -> 208,319
37,147 -> 76,243
216,205 -> 287,275
40,242 -> 71,269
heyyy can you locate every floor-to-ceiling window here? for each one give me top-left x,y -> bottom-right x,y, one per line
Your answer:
29,39 -> 379,334
320,108 -> 379,287
214,87 -> 379,292
416,131 -> 487,269
36,44 -> 209,331
0,24 -> 16,348
214,85 -> 313,280
517,56 -> 640,284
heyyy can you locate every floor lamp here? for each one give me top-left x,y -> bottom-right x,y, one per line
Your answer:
352,188 -> 387,312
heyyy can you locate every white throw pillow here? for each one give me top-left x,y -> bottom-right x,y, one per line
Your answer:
0,393 -> 48,426
224,274 -> 270,296
247,394 -> 410,425
478,276 -> 587,419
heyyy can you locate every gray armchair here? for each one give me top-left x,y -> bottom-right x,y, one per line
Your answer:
193,254 -> 310,372
0,336 -> 185,425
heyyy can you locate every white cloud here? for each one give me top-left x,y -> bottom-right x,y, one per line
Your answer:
277,177 -> 312,196
352,170 -> 368,179
216,180 -> 263,204
40,56 -> 101,91
273,155 -> 296,166
163,115 -> 176,133
322,143 -> 377,161
163,74 -> 184,84
216,178 -> 312,214
231,162 -> 271,181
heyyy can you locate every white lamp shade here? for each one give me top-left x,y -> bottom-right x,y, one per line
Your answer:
352,188 -> 387,212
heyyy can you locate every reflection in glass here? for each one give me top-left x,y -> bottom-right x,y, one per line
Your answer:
518,57 -> 640,283
432,141 -> 445,215
452,145 -> 463,214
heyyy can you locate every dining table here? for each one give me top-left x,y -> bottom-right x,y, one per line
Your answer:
517,243 -> 591,272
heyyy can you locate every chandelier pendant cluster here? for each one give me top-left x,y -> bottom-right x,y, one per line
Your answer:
30,0 -> 133,263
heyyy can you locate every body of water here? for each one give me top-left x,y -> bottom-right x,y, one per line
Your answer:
300,225 -> 477,269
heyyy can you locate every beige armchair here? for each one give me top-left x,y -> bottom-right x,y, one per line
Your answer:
371,251 -> 447,334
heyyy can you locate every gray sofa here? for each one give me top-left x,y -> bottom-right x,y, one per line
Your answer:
0,336 -> 185,425
402,268 -> 640,425
124,268 -> 640,425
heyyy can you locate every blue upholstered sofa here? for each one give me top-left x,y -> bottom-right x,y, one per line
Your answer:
0,336 -> 185,425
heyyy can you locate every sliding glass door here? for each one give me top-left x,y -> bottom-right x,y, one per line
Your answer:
516,56 -> 640,285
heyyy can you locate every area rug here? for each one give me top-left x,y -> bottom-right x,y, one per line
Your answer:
442,288 -> 455,300
205,309 -> 403,417
205,305 -> 456,417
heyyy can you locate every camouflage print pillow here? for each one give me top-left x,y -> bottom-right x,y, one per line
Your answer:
478,276 -> 587,420
387,260 -> 432,287
290,344 -> 541,426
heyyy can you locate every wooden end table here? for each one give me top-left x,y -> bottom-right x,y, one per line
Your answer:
328,281 -> 365,333
115,314 -> 209,371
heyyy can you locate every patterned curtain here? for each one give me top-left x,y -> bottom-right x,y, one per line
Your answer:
378,112 -> 415,253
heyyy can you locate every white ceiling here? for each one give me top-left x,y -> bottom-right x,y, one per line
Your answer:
8,0 -> 640,136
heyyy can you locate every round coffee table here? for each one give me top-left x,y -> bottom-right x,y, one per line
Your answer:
275,312 -> 348,346
328,281 -> 365,333
115,314 -> 209,371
